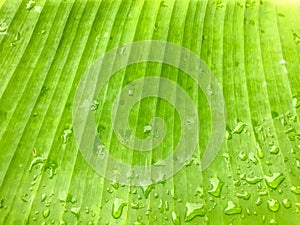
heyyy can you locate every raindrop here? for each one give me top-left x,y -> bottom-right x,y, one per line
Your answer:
184,202 -> 206,222
42,208 -> 50,218
224,201 -> 242,215
237,191 -> 251,200
26,0 -> 36,10
143,125 -> 152,134
269,145 -> 279,154
90,99 -> 99,111
128,89 -> 134,96
171,211 -> 180,225
264,173 -> 285,189
208,177 -> 223,197
112,198 -> 127,219
232,122 -> 247,134
290,186 -> 300,194
245,176 -> 262,184
269,219 -> 278,225
292,31 -> 300,44
71,207 -> 80,218
255,197 -> 263,206
239,152 -> 248,161
282,198 -> 292,208
141,184 -> 155,199
0,21 -> 8,33
292,95 -> 300,108
267,199 -> 280,212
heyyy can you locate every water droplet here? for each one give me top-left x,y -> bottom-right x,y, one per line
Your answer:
245,176 -> 262,184
112,198 -> 127,219
29,156 -> 46,172
208,177 -> 223,197
245,0 -> 256,8
269,219 -> 278,225
255,197 -> 263,206
184,202 -> 206,222
267,199 -> 280,212
264,173 -> 285,189
248,152 -> 258,164
160,1 -> 168,7
237,191 -> 251,200
143,125 -> 152,134
71,207 -> 80,218
141,184 -> 155,199
42,208 -> 50,218
269,145 -> 279,154
239,152 -> 248,161
128,89 -> 134,96
292,95 -> 300,108
292,31 -> 300,44
232,122 -> 247,134
62,125 -> 73,144
90,99 -> 99,111
26,0 -> 36,10
282,198 -> 292,208
171,211 -> 180,225
0,21 -> 8,33
118,46 -> 126,55
291,186 -> 300,194
224,201 -> 242,215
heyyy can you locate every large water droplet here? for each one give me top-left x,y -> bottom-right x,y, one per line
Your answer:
269,219 -> 278,225
184,202 -> 206,222
224,201 -> 242,215
208,177 -> 223,197
264,173 -> 285,189
267,199 -> 280,212
112,198 -> 127,219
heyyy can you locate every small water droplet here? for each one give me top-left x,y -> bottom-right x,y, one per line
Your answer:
282,198 -> 292,208
61,125 -> 73,144
232,121 -> 247,134
184,202 -> 206,222
255,197 -> 263,206
269,219 -> 278,225
208,177 -> 223,197
267,199 -> 280,212
264,173 -> 285,189
292,95 -> 300,108
237,191 -> 251,200
224,201 -> 242,215
0,21 -> 8,33
269,145 -> 279,154
71,207 -> 80,218
292,31 -> 300,44
291,186 -> 300,194
128,89 -> 134,96
42,208 -> 50,218
141,184 -> 155,199
171,211 -> 180,225
90,99 -> 99,111
245,176 -> 262,184
239,152 -> 248,161
26,0 -> 36,10
143,125 -> 152,134
112,198 -> 127,219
